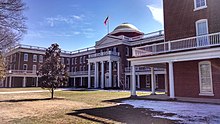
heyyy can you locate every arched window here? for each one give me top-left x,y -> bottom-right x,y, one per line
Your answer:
198,61 -> 214,96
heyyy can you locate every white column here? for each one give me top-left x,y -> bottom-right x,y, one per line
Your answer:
94,62 -> 97,88
96,62 -> 99,88
23,77 -> 26,87
109,61 -> 112,87
73,77 -> 76,87
36,77 -> 39,87
137,75 -> 140,88
9,76 -> 12,88
151,67 -> 156,95
101,61 -> 104,89
131,65 -> 136,96
88,63 -> 91,88
169,61 -> 175,99
80,77 -> 83,86
117,61 -> 120,87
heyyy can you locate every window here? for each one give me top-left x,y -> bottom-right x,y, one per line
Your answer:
23,64 -> 28,70
198,61 -> 214,96
72,58 -> 74,65
10,56 -> 12,63
13,54 -> 16,62
113,47 -> 117,52
24,53 -> 28,61
126,47 -> 129,56
75,58 -> 77,64
83,56 -> 86,63
80,57 -> 83,64
196,19 -> 209,46
194,0 -> 207,10
33,55 -> 37,62
61,58 -> 65,64
39,55 -> 43,63
33,65 -> 36,73
66,66 -> 70,72
75,67 -> 77,72
83,65 -> 86,71
66,58 -> 70,65
72,67 -> 74,72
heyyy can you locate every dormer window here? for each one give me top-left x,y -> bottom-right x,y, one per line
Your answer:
194,0 -> 207,11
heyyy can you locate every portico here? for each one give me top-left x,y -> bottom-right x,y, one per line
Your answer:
87,51 -> 120,89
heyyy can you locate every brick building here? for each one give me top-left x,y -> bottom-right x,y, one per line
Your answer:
129,0 -> 220,99
2,23 -> 166,91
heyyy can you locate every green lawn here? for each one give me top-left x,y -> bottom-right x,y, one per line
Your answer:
0,89 -> 172,124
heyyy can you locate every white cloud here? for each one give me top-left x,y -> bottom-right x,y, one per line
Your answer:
46,14 -> 85,27
147,5 -> 164,25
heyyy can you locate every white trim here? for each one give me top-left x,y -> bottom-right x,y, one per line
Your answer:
24,53 -> 28,62
198,61 -> 214,96
33,54 -> 37,62
196,19 -> 209,36
194,0 -> 207,11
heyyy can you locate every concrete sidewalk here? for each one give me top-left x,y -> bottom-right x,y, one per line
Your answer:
0,89 -> 62,94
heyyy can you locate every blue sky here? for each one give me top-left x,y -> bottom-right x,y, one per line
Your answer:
22,0 -> 163,51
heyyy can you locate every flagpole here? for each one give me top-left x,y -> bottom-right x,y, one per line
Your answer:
107,16 -> 110,34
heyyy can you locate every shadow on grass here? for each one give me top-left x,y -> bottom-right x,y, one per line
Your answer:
66,104 -> 174,124
0,97 -> 65,103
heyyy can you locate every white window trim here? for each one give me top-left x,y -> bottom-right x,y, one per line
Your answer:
195,19 -> 209,36
33,65 -> 36,72
24,53 -> 28,62
39,55 -> 43,63
194,0 -> 207,11
198,61 -> 214,96
33,55 -> 37,62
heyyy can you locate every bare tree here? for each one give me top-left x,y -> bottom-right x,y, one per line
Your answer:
0,0 -> 27,49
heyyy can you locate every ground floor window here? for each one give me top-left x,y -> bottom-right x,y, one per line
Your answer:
198,61 -> 214,96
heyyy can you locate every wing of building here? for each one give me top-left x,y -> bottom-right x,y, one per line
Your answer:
2,0 -> 220,100
129,0 -> 220,99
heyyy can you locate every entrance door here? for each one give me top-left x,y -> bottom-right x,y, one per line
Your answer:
196,19 -> 209,46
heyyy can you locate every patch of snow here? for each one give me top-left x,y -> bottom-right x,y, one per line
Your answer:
123,100 -> 220,124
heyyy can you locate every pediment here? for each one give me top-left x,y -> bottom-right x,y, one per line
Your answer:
95,35 -> 124,48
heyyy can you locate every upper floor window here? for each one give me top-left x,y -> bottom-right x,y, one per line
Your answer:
196,19 -> 209,46
83,56 -> 86,63
80,57 -> 83,64
198,61 -> 214,96
39,55 -> 43,63
72,58 -> 74,65
24,53 -> 28,61
61,58 -> 65,64
75,58 -> 77,64
194,0 -> 207,10
126,47 -> 129,56
33,55 -> 37,62
66,58 -> 70,65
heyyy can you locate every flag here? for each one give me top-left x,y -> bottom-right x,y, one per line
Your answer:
104,16 -> 109,26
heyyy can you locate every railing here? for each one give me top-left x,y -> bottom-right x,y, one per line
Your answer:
68,70 -> 94,76
89,51 -> 120,58
7,70 -> 37,75
125,66 -> 165,72
4,44 -> 95,55
133,32 -> 220,57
